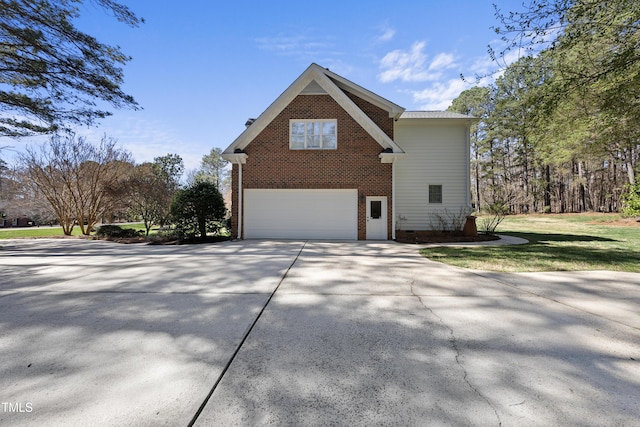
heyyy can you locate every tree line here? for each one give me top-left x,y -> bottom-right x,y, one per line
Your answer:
0,133 -> 230,240
0,1 -> 236,239
448,0 -> 639,216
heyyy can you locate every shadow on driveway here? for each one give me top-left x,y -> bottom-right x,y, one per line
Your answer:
1,239 -> 638,426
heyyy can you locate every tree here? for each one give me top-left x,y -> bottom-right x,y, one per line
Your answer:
19,133 -> 133,235
153,153 -> 184,191
493,0 -> 639,84
448,86 -> 492,212
493,0 -> 640,187
447,2 -> 640,215
0,0 -> 142,137
0,166 -> 56,225
621,181 -> 640,217
489,56 -> 550,214
126,163 -> 167,235
193,147 -> 230,192
170,181 -> 226,241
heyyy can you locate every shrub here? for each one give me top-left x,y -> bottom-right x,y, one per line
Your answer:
429,207 -> 471,232
96,224 -> 142,238
479,202 -> 509,234
170,181 -> 226,241
156,226 -> 183,240
621,182 -> 640,217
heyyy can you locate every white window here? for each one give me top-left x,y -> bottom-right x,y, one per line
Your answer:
290,120 -> 337,150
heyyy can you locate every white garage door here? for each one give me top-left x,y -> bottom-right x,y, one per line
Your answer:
244,189 -> 358,239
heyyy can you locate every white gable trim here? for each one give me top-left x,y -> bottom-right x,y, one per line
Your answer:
322,67 -> 404,119
312,69 -> 403,152
222,64 -> 405,158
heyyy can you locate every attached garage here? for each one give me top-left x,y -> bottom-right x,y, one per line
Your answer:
243,189 -> 358,239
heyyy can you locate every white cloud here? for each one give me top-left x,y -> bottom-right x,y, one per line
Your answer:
378,41 -> 429,82
377,26 -> 396,42
378,41 -> 458,83
412,78 -> 472,111
254,34 -> 338,59
78,115 -> 202,171
255,35 -> 306,53
466,37 -> 529,83
428,52 -> 456,71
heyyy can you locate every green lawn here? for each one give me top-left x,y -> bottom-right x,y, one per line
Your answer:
420,214 -> 640,273
0,223 -> 149,239
0,226 -> 83,239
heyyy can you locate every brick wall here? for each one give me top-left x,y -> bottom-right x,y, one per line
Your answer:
231,92 -> 393,240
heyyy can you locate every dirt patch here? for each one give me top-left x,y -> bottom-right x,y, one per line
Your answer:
587,217 -> 640,227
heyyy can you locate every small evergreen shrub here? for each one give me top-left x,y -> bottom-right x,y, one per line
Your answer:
96,224 -> 143,238
621,182 -> 640,217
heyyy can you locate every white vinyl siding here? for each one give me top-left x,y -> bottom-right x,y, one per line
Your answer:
243,189 -> 357,239
394,120 -> 470,230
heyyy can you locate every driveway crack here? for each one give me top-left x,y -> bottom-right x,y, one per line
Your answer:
410,281 -> 502,427
186,241 -> 307,426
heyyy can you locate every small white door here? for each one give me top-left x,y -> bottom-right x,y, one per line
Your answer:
366,196 -> 387,240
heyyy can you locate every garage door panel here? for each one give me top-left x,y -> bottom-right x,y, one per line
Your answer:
244,189 -> 357,239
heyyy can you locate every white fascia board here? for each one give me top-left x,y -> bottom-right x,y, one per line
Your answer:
222,66 -> 318,154
312,69 -> 404,153
321,66 -> 404,119
222,63 -> 405,155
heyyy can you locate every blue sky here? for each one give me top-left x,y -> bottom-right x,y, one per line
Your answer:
7,1 -> 523,171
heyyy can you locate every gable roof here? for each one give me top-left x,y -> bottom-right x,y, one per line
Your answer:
222,63 -> 406,157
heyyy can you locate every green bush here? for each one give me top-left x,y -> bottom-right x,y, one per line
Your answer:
621,182 -> 640,217
156,226 -> 183,240
170,181 -> 226,241
96,224 -> 143,238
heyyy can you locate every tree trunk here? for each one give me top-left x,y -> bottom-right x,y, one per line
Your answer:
199,218 -> 207,241
544,165 -> 551,211
626,161 -> 636,186
578,162 -> 586,212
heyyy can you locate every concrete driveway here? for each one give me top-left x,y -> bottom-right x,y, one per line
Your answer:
0,239 -> 638,426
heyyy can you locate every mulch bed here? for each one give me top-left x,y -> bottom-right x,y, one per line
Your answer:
108,235 -> 232,245
35,232 -> 499,245
395,231 -> 500,244
101,233 -> 499,245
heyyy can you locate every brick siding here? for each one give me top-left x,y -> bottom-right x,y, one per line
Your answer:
231,92 -> 394,239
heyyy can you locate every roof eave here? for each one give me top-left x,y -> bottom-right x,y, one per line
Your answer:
321,65 -> 405,119
223,63 -> 406,155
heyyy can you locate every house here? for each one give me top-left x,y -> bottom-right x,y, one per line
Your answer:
222,63 -> 474,240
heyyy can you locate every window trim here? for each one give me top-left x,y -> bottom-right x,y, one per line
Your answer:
428,184 -> 443,204
289,119 -> 337,150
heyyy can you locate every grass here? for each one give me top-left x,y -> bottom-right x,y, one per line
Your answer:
0,226 -> 85,239
0,222 -> 231,242
0,223 -> 149,239
420,213 -> 640,273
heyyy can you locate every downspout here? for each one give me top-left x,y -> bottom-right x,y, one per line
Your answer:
392,158 -> 396,240
237,162 -> 243,239
465,124 -> 472,211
